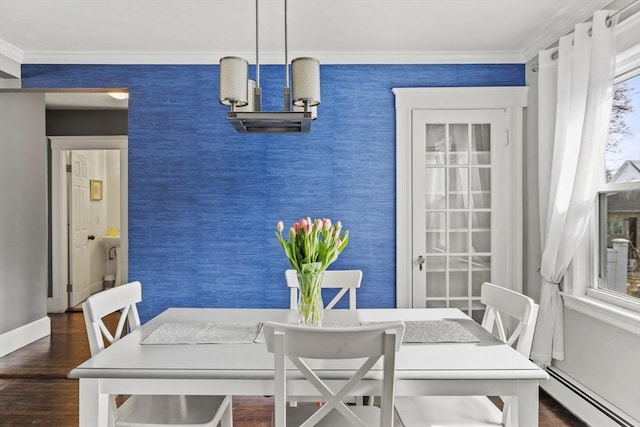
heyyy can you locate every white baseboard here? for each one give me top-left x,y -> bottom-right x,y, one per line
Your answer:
0,316 -> 51,358
543,367 -> 639,427
47,296 -> 67,313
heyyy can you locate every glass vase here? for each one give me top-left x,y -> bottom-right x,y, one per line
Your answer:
297,272 -> 324,327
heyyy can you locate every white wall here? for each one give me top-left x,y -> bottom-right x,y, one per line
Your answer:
106,150 -> 121,233
556,306 -> 640,421
0,92 -> 50,356
85,150 -> 108,292
104,150 -> 120,282
524,55 -> 542,303
71,149 -> 120,294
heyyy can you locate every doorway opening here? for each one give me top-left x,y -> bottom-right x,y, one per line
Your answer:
49,137 -> 128,312
45,91 -> 129,313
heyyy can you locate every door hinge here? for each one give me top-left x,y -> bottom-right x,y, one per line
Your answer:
505,128 -> 510,146
66,164 -> 72,173
67,283 -> 73,293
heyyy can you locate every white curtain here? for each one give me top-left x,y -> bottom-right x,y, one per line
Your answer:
532,10 -> 617,367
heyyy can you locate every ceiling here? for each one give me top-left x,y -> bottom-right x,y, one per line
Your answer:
2,0 -> 628,110
0,0 -> 614,65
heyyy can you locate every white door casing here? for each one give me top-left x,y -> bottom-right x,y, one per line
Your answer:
393,87 -> 527,309
70,151 -> 91,307
49,136 -> 128,313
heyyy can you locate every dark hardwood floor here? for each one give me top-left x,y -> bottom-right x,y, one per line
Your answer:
0,312 -> 587,426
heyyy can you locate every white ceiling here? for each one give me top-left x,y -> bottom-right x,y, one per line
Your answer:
2,0 -> 626,109
0,0 -> 613,65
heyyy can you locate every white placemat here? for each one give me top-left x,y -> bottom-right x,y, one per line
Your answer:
141,322 -> 262,344
401,320 -> 479,343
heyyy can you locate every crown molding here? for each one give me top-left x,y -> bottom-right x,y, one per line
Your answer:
616,40 -> 640,79
616,5 -> 640,35
522,0 -> 611,62
21,49 -> 526,65
0,39 -> 24,63
311,51 -> 526,65
21,50 -> 219,65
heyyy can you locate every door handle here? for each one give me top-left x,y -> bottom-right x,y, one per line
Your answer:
88,235 -> 95,240
417,255 -> 425,271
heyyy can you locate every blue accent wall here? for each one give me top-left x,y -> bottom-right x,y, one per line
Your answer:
22,63 -> 524,321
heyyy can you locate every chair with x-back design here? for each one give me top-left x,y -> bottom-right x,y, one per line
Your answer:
82,281 -> 233,427
263,320 -> 405,427
285,269 -> 369,406
393,282 -> 539,427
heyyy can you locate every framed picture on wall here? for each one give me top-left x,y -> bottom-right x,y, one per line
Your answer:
90,179 -> 103,201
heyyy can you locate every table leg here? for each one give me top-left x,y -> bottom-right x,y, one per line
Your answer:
515,380 -> 539,427
78,378 -> 111,427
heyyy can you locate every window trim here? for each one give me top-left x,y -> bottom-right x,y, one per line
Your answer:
593,184 -> 640,312
563,292 -> 640,336
597,184 -> 640,294
592,33 -> 640,309
587,288 -> 640,313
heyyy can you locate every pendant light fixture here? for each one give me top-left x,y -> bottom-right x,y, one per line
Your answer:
219,0 -> 320,133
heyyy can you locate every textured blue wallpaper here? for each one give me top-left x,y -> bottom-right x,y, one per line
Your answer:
22,63 -> 524,321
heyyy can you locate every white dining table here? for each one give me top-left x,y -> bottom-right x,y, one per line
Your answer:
69,308 -> 548,427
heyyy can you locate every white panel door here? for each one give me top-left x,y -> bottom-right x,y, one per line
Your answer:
70,151 -> 91,307
411,109 -> 507,321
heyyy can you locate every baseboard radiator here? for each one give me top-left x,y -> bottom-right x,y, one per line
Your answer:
543,367 -> 638,427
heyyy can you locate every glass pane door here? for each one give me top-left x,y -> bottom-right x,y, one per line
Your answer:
412,110 -> 506,321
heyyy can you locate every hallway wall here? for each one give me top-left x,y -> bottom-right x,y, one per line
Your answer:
0,92 -> 49,356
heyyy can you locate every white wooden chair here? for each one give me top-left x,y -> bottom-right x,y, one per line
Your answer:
82,281 -> 233,427
285,269 -> 362,310
394,282 -> 539,427
263,321 -> 405,427
285,269 -> 366,405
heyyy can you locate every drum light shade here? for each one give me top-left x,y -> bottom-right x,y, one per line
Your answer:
292,57 -> 320,107
237,80 -> 256,112
219,56 -> 249,107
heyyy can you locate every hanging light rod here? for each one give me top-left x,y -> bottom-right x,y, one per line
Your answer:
219,0 -> 320,134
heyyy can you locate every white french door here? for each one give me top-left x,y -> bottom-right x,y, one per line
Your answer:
411,109 -> 507,321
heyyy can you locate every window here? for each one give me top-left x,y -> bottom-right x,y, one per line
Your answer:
597,72 -> 640,304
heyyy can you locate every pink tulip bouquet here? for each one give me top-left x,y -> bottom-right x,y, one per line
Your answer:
275,217 -> 350,275
275,217 -> 349,326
